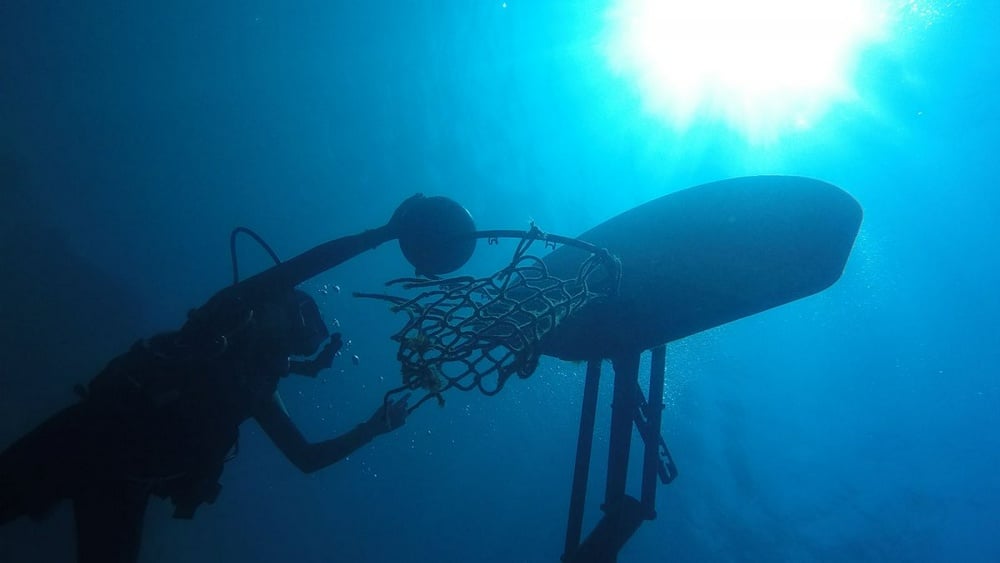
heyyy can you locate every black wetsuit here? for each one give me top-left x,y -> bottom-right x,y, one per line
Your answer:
0,325 -> 290,563
0,220 -> 407,563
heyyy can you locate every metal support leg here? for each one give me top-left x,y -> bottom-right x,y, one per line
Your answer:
563,350 -> 674,563
605,354 -> 640,512
640,345 -> 666,519
563,360 -> 602,561
594,353 -> 641,563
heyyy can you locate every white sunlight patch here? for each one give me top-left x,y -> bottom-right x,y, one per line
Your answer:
603,0 -> 892,143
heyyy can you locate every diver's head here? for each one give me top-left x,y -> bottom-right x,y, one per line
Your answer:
252,289 -> 329,356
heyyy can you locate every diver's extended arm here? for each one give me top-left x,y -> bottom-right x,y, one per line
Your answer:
233,225 -> 395,303
227,193 -> 431,303
255,391 -> 409,474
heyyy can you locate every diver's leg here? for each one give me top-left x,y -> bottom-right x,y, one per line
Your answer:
0,404 -> 93,524
73,481 -> 149,563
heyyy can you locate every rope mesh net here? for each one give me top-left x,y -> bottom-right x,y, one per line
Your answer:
357,229 -> 620,412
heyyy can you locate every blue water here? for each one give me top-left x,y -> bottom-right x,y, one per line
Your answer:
2,1 -> 997,562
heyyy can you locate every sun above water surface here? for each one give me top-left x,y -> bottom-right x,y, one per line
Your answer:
602,0 -> 894,143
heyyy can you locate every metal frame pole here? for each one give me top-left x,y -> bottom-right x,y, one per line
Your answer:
562,360 -> 603,560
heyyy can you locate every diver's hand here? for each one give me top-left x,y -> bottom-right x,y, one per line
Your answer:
288,333 -> 343,377
364,394 -> 411,437
315,332 -> 343,368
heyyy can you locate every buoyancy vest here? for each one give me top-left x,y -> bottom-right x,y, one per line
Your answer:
83,326 -> 286,518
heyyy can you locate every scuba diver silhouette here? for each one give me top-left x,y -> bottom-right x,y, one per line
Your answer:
0,194 -> 477,563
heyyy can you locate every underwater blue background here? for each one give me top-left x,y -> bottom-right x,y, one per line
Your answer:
1,1 -> 997,562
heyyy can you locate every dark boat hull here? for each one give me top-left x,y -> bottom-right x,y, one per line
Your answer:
540,175 -> 863,361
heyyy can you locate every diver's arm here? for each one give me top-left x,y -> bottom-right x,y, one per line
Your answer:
235,227 -> 394,303
230,194 -> 426,303
254,391 -> 408,474
184,230 -> 392,337
186,195 -> 427,332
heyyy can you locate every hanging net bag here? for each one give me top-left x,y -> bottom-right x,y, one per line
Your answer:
357,224 -> 621,412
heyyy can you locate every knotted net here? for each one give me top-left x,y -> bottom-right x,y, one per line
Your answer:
357,227 -> 621,412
